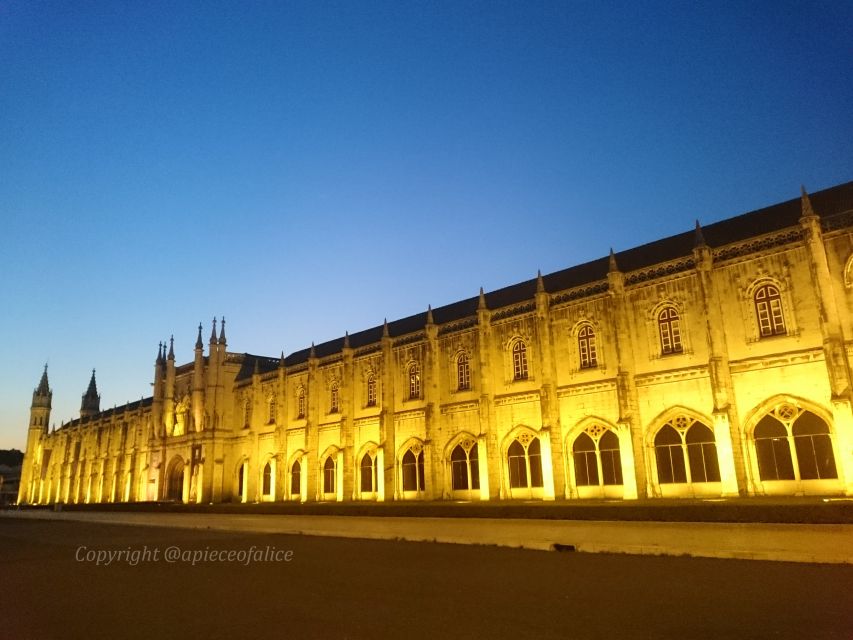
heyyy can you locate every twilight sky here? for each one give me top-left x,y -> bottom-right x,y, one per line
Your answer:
1,1 -> 851,449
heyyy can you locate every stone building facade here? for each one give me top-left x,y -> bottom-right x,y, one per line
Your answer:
18,182 -> 853,505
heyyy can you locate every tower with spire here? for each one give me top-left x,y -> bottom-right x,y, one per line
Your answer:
80,369 -> 100,418
30,364 -> 52,431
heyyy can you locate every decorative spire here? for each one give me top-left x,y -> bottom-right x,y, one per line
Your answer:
608,248 -> 619,273
253,357 -> 260,375
382,318 -> 389,338
309,342 -> 316,358
34,364 -> 51,399
694,220 -> 707,247
426,305 -> 434,325
219,316 -> 226,344
279,351 -> 286,368
801,185 -> 816,219
344,331 -> 350,348
168,335 -> 175,360
210,317 -> 217,343
80,369 -> 100,417
195,323 -> 203,349
536,269 -> 544,293
478,287 -> 487,310
157,342 -> 163,364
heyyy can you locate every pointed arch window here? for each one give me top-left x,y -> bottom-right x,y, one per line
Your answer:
754,284 -> 786,337
296,387 -> 305,419
450,440 -> 480,491
754,406 -> 837,482
366,374 -> 377,407
290,459 -> 301,497
262,462 -> 272,496
401,447 -> 425,492
578,325 -> 598,369
572,428 -> 622,487
658,307 -> 683,355
322,456 -> 336,494
507,435 -> 543,489
512,340 -> 529,380
654,417 -> 720,484
457,353 -> 471,391
408,363 -> 420,400
360,452 -> 377,493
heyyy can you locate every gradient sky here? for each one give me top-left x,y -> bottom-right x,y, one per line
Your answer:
1,1 -> 851,450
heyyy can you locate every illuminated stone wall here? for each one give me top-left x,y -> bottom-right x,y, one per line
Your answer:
18,184 -> 853,505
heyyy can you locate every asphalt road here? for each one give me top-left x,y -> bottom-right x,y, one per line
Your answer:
1,519 -> 850,639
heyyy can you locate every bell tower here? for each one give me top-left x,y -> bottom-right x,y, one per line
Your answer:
19,366 -> 52,504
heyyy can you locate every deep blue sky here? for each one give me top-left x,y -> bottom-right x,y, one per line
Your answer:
1,1 -> 851,449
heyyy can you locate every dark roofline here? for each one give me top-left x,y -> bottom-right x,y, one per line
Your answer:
240,181 -> 853,378
59,396 -> 154,430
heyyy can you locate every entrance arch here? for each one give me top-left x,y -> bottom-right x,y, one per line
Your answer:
165,458 -> 184,502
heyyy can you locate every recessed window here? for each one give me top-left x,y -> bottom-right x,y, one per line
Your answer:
578,325 -> 598,369
262,462 -> 272,496
290,459 -> 301,497
658,307 -> 683,355
450,440 -> 480,491
366,374 -> 377,407
243,400 -> 251,427
754,284 -> 786,337
267,397 -> 276,423
573,428 -> 622,487
507,436 -> 543,489
296,387 -> 305,419
401,447 -> 425,492
330,382 -> 340,413
323,456 -> 336,494
457,353 -> 471,391
512,341 -> 529,380
408,364 -> 420,400
360,452 -> 377,493
654,418 -> 720,484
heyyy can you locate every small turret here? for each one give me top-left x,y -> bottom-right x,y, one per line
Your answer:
80,369 -> 100,418
195,323 -> 203,350
694,220 -> 707,248
210,317 -> 218,345
219,316 -> 226,346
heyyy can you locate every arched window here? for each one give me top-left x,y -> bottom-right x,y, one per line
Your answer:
401,447 -> 425,492
754,406 -> 837,482
457,353 -> 471,391
792,412 -> 837,480
754,284 -> 786,337
755,416 -> 794,480
507,435 -> 543,489
578,325 -> 598,369
450,440 -> 480,491
330,382 -> 339,413
236,462 -> 247,502
296,387 -> 305,419
267,397 -> 276,424
360,452 -> 376,492
408,364 -> 420,400
655,425 -> 685,483
243,400 -> 251,427
512,340 -> 529,380
572,432 -> 598,486
654,417 -> 720,484
323,456 -> 336,494
685,423 -> 720,483
366,374 -> 377,407
290,459 -> 301,496
658,307 -> 683,355
572,428 -> 623,487
262,462 -> 272,496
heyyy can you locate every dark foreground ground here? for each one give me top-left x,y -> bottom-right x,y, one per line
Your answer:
1,519 -> 851,640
